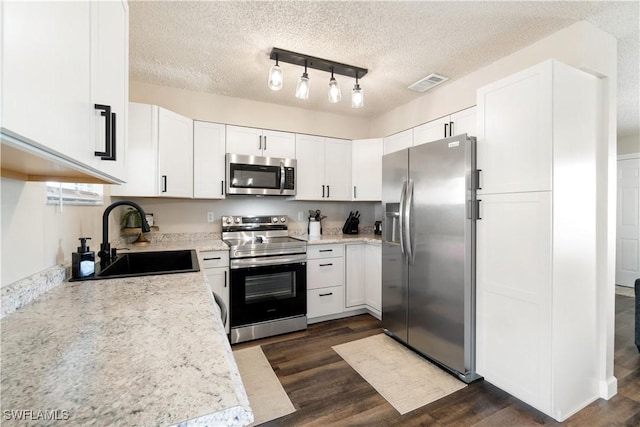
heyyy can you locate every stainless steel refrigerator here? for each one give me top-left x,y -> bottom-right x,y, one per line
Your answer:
382,133 -> 480,383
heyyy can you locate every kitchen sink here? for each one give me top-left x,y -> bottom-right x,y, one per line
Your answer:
92,249 -> 200,280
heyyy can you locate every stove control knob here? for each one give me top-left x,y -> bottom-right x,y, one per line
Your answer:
225,217 -> 232,225
272,217 -> 279,223
280,217 -> 286,223
234,217 -> 241,224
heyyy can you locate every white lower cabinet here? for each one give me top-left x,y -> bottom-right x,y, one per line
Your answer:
345,243 -> 382,317
201,251 -> 230,333
365,245 -> 382,313
306,244 -> 344,320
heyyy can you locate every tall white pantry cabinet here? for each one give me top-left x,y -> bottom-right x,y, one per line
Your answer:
475,60 -> 600,421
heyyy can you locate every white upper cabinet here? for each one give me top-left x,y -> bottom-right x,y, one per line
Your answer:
112,103 -> 193,198
383,129 -> 413,155
352,138 -> 383,201
295,135 -> 351,201
226,125 -> 295,158
477,64 -> 553,194
90,0 -> 128,180
194,121 -> 226,199
413,107 -> 477,147
1,0 -> 128,183
158,108 -> 193,198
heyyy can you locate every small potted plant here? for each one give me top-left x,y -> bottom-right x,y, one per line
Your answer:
121,207 -> 142,229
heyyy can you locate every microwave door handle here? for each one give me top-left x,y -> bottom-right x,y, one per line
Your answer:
280,162 -> 285,193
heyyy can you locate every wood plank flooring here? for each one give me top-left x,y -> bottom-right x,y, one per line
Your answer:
232,295 -> 640,426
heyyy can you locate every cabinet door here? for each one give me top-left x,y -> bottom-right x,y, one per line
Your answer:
345,244 -> 366,307
383,129 -> 413,155
450,107 -> 477,138
262,129 -> 295,159
158,108 -> 193,198
295,134 -> 325,200
477,62 -> 552,194
324,138 -> 352,201
352,138 -> 382,201
413,116 -> 449,147
111,103 -> 158,196
2,1 -> 91,162
226,125 -> 262,156
194,121 -> 226,199
90,0 -> 128,181
365,244 -> 382,312
206,268 -> 230,333
476,191 -> 552,413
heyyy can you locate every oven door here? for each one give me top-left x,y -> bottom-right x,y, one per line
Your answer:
230,260 -> 306,327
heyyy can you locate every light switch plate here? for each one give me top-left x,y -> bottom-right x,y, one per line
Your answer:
207,212 -> 215,222
297,211 -> 304,221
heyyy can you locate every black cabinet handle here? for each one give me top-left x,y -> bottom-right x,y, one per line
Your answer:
94,104 -> 112,159
322,185 -> 325,198
353,186 -> 357,199
224,270 -> 227,288
101,112 -> 117,161
204,257 -> 221,261
476,199 -> 482,220
449,121 -> 454,136
221,180 -> 225,196
444,122 -> 448,138
161,175 -> 167,193
319,249 -> 333,252
319,263 -> 333,267
258,135 -> 262,150
474,169 -> 482,190
319,292 -> 333,297
327,185 -> 330,198
264,135 -> 267,150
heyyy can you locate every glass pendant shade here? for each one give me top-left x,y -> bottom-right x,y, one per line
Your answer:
328,76 -> 342,103
295,72 -> 310,100
352,83 -> 364,108
268,63 -> 283,91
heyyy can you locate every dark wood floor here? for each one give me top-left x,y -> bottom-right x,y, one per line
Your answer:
233,295 -> 640,426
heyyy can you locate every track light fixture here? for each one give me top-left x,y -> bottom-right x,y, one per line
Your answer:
268,53 -> 283,91
352,72 -> 364,108
268,47 -> 367,108
328,68 -> 342,103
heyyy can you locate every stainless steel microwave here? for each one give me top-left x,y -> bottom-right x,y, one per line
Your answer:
226,154 -> 296,196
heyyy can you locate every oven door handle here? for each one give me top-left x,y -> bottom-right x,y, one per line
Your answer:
230,254 -> 307,269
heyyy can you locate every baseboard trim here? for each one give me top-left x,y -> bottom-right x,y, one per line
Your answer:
599,376 -> 618,399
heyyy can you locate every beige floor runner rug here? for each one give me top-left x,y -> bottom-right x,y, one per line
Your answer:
233,346 -> 295,426
332,334 -> 466,415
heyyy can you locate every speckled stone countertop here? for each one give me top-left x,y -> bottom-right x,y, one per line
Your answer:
295,233 -> 382,245
0,242 -> 253,426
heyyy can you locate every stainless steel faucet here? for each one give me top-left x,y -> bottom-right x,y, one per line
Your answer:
99,200 -> 150,267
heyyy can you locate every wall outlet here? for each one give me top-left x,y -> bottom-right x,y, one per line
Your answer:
207,212 -> 215,223
297,211 -> 304,221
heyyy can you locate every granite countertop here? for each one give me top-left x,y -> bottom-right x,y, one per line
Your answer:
295,233 -> 382,245
0,242 -> 252,427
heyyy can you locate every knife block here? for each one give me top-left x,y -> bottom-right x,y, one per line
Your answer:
342,217 -> 359,234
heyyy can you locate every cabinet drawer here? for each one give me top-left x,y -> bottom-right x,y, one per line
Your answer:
200,250 -> 229,268
307,244 -> 344,259
307,257 -> 344,289
307,286 -> 344,318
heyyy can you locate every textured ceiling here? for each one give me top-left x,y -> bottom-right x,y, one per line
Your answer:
130,1 -> 639,138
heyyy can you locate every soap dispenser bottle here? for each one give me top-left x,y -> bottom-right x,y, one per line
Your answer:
72,237 -> 95,279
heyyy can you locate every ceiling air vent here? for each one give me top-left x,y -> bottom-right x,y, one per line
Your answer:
408,73 -> 449,92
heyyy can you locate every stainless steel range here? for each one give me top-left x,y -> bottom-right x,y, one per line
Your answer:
222,215 -> 307,344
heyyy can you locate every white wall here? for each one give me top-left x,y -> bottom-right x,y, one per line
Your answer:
0,178 -> 118,286
129,81 -> 371,140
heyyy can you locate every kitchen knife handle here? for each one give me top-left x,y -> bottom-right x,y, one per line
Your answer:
161,175 -> 167,193
322,185 -> 325,198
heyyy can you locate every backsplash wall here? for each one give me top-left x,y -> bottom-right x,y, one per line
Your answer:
112,196 -> 381,235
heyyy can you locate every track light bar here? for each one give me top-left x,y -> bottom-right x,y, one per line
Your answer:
270,47 -> 368,80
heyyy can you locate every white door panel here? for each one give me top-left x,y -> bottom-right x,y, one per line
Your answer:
616,156 -> 640,286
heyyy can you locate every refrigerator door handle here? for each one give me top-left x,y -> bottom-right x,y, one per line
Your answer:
405,179 -> 416,264
399,180 -> 408,256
